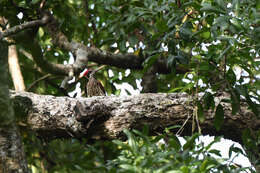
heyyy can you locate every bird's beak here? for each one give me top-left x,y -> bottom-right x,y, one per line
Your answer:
79,73 -> 84,79
79,69 -> 89,79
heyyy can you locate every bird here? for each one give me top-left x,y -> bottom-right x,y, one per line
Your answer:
79,68 -> 106,97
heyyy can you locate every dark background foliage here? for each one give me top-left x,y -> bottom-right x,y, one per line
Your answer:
0,0 -> 259,172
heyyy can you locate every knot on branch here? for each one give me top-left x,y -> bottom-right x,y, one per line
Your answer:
73,48 -> 88,73
12,95 -> 33,119
74,99 -> 111,123
41,13 -> 51,24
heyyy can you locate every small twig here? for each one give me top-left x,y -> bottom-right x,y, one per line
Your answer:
195,106 -> 201,133
176,114 -> 192,136
192,112 -> 196,134
177,96 -> 193,136
39,0 -> 46,10
195,62 -> 201,134
18,48 -> 34,61
27,74 -> 51,91
91,65 -> 106,75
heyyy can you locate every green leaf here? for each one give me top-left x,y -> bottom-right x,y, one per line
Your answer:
179,23 -> 193,41
129,35 -> 138,47
142,54 -> 159,72
230,18 -> 244,31
205,136 -> 221,150
168,40 -> 176,54
231,87 -> 240,115
197,101 -> 205,122
200,159 -> 208,171
132,129 -> 150,145
118,40 -> 127,52
124,129 -> 138,153
38,27 -> 44,38
203,92 -> 215,110
214,16 -> 230,33
156,17 -> 168,32
228,144 -> 234,158
200,3 -> 226,14
237,85 -> 259,116
226,68 -> 236,86
164,125 -> 181,132
120,164 -> 136,172
183,133 -> 199,151
245,95 -> 259,117
112,140 -> 131,151
229,144 -> 244,158
180,165 -> 189,173
168,135 -> 181,151
216,0 -> 226,11
115,89 -> 121,96
167,55 -> 176,68
201,31 -> 211,39
214,104 -> 224,131
208,149 -> 221,156
180,83 -> 194,92
242,129 -> 255,149
199,61 -> 211,71
175,50 -> 189,65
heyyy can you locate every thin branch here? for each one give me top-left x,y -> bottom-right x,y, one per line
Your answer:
39,0 -> 46,9
27,74 -> 51,91
176,114 -> 192,136
91,65 -> 106,74
8,44 -> 26,91
0,15 -> 50,39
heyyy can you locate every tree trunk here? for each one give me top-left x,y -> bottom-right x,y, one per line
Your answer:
0,41 -> 29,173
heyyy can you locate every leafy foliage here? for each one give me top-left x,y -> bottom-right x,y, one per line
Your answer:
24,129 -> 254,173
0,0 -> 259,172
1,0 -> 259,104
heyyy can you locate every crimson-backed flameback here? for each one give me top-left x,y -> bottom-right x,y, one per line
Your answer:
79,69 -> 106,97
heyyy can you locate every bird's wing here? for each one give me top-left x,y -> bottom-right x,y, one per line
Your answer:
97,80 -> 106,95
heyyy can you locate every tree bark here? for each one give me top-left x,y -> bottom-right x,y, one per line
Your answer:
0,41 -> 29,173
141,65 -> 158,93
10,90 -> 257,145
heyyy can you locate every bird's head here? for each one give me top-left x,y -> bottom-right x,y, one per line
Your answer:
79,69 -> 93,79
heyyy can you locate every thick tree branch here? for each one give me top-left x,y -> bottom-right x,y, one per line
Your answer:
10,90 -> 257,145
42,12 -> 188,75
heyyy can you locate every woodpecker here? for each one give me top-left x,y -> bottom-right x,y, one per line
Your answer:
79,69 -> 106,97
